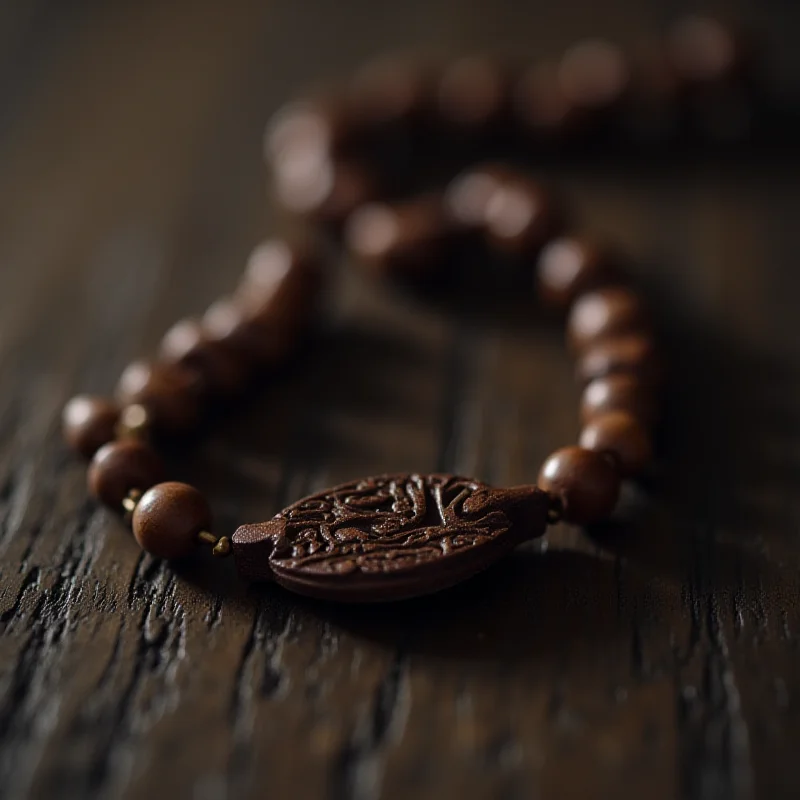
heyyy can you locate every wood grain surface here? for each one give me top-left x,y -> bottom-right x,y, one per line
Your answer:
1,1 -> 800,798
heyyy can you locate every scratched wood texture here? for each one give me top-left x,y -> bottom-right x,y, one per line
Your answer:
1,0 -> 800,798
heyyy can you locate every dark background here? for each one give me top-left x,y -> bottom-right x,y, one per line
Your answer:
1,1 -> 800,798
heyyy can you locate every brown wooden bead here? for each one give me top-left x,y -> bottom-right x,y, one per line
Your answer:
483,176 -> 560,257
88,439 -> 165,509
666,15 -> 745,85
345,196 -> 454,279
62,395 -> 120,459
236,239 -> 322,338
576,334 -> 662,385
264,96 -> 358,166
436,56 -> 512,132
444,164 -> 512,230
579,411 -> 653,476
348,56 -> 435,130
538,446 -> 620,525
202,296 -> 292,367
116,360 -> 203,434
513,63 -> 581,138
558,39 -> 630,112
132,481 -> 211,560
159,318 -> 248,396
567,287 -> 649,352
536,236 -> 619,311
273,154 -> 377,224
580,373 -> 658,424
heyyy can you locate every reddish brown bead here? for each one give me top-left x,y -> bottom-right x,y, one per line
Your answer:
116,360 -> 203,434
567,287 -> 649,352
348,56 -> 436,130
436,56 -> 512,131
513,63 -> 581,137
159,318 -> 248,396
444,164 -> 512,230
264,96 -> 358,166
538,446 -> 620,525
236,239 -> 322,338
202,296 -> 292,367
536,236 -> 619,311
580,373 -> 658,424
558,39 -> 630,112
132,481 -> 211,560
62,395 -> 120,459
273,154 -> 377,224
88,440 -> 165,509
345,196 -> 454,279
483,176 -> 560,257
666,15 -> 745,85
576,334 -> 662,385
580,411 -> 653,476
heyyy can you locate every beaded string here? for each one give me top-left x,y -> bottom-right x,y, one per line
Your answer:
62,15 -> 751,564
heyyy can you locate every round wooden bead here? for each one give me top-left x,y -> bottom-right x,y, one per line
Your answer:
536,236 -> 619,311
345,196 -> 454,279
116,360 -> 203,434
132,481 -> 211,560
436,56 -> 511,131
538,446 -> 620,525
558,39 -> 630,112
444,164 -> 511,230
62,395 -> 120,458
273,155 -> 377,224
88,440 -> 165,509
576,334 -> 662,385
580,373 -> 657,424
513,63 -> 580,138
666,15 -> 744,85
159,318 -> 248,396
483,176 -> 560,257
348,56 -> 435,130
567,287 -> 649,352
579,411 -> 653,476
237,239 -> 322,336
202,296 -> 291,367
264,96 -> 358,166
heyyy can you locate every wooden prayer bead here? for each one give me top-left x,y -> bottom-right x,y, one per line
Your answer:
579,411 -> 653,476
237,239 -> 322,336
436,56 -> 512,132
580,373 -> 657,424
202,296 -> 292,367
483,176 -> 560,257
132,481 -> 211,560
62,395 -> 120,459
345,196 -> 454,279
116,360 -> 203,434
536,236 -> 619,311
273,155 -> 377,223
567,286 -> 649,352
538,446 -> 621,525
513,63 -> 580,138
88,440 -> 165,509
444,164 -> 512,230
558,39 -> 630,112
348,56 -> 436,130
159,318 -> 248,396
576,334 -> 662,385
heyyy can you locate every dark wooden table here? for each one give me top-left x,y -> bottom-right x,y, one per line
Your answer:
2,1 -> 800,798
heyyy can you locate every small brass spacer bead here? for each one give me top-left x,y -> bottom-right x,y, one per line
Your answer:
116,404 -> 150,440
212,536 -> 231,558
546,495 -> 563,525
122,488 -> 143,523
197,531 -> 232,558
